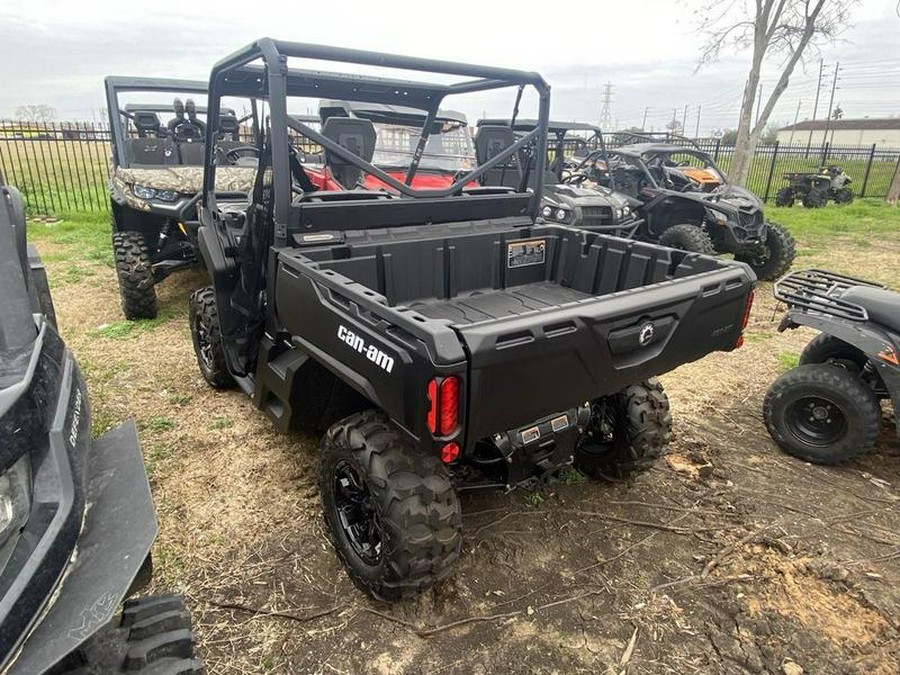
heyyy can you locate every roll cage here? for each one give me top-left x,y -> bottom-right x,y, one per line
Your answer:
201,39 -> 551,248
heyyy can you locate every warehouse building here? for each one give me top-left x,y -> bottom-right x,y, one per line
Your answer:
777,118 -> 900,147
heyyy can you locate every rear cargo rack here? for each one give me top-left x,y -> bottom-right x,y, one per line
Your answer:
774,269 -> 886,322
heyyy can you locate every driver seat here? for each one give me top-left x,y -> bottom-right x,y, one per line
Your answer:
322,117 -> 376,189
474,125 -> 521,188
215,113 -> 245,158
841,286 -> 900,333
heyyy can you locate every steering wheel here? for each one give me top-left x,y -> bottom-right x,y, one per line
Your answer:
562,171 -> 589,186
225,146 -> 260,162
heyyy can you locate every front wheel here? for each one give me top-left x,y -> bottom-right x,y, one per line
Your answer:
113,231 -> 157,320
189,286 -> 233,389
774,187 -> 794,207
575,378 -> 673,479
834,186 -> 854,204
319,410 -> 462,601
802,187 -> 827,208
735,221 -> 795,281
763,364 -> 880,464
658,224 -> 716,255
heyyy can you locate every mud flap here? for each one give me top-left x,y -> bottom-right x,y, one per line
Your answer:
5,421 -> 157,675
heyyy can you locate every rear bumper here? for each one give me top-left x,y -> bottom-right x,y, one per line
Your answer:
1,421 -> 156,675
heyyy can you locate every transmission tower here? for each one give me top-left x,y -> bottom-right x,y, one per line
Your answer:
599,82 -> 613,130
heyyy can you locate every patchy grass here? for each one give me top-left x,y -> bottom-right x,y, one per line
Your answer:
209,416 -> 235,430
768,199 -> 900,241
27,211 -> 111,266
777,351 -> 800,372
91,307 -> 179,340
141,416 -> 177,432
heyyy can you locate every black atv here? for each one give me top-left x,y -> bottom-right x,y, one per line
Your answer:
476,119 -> 640,234
764,269 -> 899,463
586,144 -> 796,281
188,39 -> 756,601
104,77 -> 261,319
0,183 -> 202,673
774,166 -> 854,208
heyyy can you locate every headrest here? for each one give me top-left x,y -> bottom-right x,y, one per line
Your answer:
218,114 -> 239,135
185,98 -> 197,119
173,98 -> 184,118
322,116 -> 376,167
133,111 -> 162,132
474,125 -> 516,166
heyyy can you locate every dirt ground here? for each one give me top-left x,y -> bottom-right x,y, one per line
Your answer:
37,228 -> 900,675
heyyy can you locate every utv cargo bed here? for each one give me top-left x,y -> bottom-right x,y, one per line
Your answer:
275,220 -> 755,444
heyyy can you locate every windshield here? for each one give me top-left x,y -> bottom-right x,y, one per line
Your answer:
648,151 -> 726,185
371,120 -> 475,172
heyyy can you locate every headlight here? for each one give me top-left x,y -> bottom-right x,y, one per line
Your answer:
132,185 -> 156,200
555,208 -> 568,221
707,209 -> 728,226
0,455 -> 32,573
155,190 -> 179,202
623,206 -> 631,216
541,205 -> 553,218
616,208 -> 624,219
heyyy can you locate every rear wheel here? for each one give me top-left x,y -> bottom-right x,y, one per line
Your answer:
113,230 -> 157,320
763,364 -> 880,464
319,410 -> 462,600
735,221 -> 795,281
189,286 -> 233,389
834,186 -> 854,204
775,187 -> 794,207
575,378 -> 672,479
658,224 -> 715,255
801,187 -> 827,208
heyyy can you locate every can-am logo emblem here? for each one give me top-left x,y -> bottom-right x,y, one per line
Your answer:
69,388 -> 83,448
337,325 -> 395,373
639,322 -> 656,346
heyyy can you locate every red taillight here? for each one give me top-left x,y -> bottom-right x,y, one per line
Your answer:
741,290 -> 755,330
441,442 -> 460,463
735,290 -> 755,349
426,376 -> 460,436
439,376 -> 459,434
426,379 -> 438,434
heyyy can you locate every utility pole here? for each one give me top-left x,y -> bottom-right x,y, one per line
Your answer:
641,107 -> 649,130
599,82 -> 613,130
695,105 -> 701,138
822,62 -> 840,151
787,99 -> 802,146
807,58 -> 825,153
682,104 -> 688,133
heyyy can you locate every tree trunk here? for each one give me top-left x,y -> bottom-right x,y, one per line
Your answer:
887,163 -> 900,205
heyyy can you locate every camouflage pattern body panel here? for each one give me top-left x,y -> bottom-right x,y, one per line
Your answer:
110,167 -> 258,211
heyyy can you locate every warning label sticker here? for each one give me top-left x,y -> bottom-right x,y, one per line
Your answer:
507,239 -> 546,268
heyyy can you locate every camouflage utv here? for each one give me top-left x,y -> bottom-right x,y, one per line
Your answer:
105,77 -> 260,318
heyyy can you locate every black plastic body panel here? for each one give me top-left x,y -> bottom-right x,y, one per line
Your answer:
273,221 -> 756,449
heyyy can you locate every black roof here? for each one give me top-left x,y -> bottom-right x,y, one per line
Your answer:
319,100 -> 468,125
105,76 -> 208,94
478,118 -> 602,134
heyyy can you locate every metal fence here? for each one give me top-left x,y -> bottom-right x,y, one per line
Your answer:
0,121 -> 113,214
2,120 -> 899,216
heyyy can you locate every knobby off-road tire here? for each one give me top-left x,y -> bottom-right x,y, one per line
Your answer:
113,230 -> 158,320
774,187 -> 794,207
319,410 -> 462,601
735,221 -> 796,281
53,594 -> 203,674
189,287 -> 234,389
657,224 -> 716,255
763,363 -> 880,464
802,187 -> 828,208
575,378 -> 673,479
834,186 -> 854,204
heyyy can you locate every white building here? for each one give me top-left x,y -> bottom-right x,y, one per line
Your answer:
777,119 -> 900,148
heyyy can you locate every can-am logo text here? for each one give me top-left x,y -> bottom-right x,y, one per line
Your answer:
337,325 -> 395,373
69,388 -> 83,448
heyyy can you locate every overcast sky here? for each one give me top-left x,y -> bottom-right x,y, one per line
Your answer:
1,0 -> 898,134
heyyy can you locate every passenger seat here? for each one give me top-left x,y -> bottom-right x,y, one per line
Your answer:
124,111 -> 177,166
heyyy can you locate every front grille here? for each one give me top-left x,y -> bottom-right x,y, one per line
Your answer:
580,206 -> 613,228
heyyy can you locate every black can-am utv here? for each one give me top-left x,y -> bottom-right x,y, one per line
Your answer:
188,38 -> 756,601
764,269 -> 899,463
475,119 -> 639,234
0,183 -> 202,673
584,144 -> 795,281
104,77 -> 261,319
774,165 -> 853,208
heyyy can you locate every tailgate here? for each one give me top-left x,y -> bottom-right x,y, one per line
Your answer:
457,267 -> 754,444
